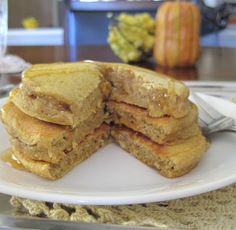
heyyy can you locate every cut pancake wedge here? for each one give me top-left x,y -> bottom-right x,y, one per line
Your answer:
108,100 -> 199,144
100,62 -> 191,118
111,126 -> 208,178
11,124 -> 110,180
1,101 -> 105,164
11,62 -> 110,127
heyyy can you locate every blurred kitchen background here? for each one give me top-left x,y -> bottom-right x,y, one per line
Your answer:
7,0 -> 236,47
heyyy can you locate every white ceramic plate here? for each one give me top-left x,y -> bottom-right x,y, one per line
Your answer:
0,93 -> 236,205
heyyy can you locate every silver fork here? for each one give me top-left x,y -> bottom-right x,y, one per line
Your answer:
192,93 -> 236,135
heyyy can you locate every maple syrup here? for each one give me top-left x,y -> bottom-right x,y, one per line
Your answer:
1,148 -> 26,170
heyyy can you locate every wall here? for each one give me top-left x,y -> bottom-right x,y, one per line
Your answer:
8,0 -> 61,28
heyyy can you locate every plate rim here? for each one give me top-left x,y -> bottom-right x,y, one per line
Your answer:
0,170 -> 236,205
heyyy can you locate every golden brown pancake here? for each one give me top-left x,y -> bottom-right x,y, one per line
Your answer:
108,100 -> 199,145
1,101 -> 105,164
12,62 -> 110,127
99,62 -> 191,118
11,124 -> 110,180
111,126 -> 208,178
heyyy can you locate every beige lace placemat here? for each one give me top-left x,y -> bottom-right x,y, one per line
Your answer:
10,183 -> 236,229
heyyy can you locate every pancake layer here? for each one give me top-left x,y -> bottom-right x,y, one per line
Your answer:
108,100 -> 199,145
11,124 -> 110,180
1,101 -> 105,164
102,62 -> 191,118
12,62 -> 110,127
111,126 -> 208,178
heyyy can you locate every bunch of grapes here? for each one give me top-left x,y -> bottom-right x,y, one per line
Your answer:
108,13 -> 155,63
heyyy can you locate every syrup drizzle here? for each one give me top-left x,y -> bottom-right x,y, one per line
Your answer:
1,149 -> 25,170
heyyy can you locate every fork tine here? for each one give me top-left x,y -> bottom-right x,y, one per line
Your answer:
191,93 -> 236,134
198,116 -> 209,126
192,93 -> 224,120
197,105 -> 216,124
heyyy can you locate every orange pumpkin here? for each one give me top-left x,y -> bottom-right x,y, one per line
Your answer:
154,2 -> 201,68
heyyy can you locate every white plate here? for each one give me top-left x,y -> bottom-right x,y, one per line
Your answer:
0,94 -> 236,205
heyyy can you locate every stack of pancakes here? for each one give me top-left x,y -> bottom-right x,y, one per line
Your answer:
1,63 -> 111,180
0,62 -> 208,180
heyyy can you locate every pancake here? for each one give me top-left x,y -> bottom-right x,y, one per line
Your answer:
108,100 -> 199,145
99,62 -> 191,118
111,126 -> 208,178
11,124 -> 110,180
1,101 -> 105,164
12,62 -> 110,127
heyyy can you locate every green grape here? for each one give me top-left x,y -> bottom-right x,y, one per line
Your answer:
119,23 -> 154,51
118,13 -> 155,33
108,13 -> 155,63
108,27 -> 142,63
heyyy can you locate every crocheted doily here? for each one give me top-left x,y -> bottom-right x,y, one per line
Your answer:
10,183 -> 236,229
